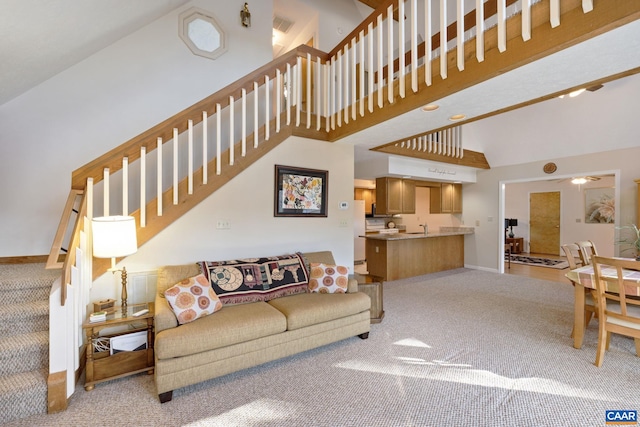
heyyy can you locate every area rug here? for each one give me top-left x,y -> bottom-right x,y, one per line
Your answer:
506,254 -> 569,269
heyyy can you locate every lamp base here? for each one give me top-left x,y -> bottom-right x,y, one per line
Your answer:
508,231 -> 515,238
121,266 -> 128,314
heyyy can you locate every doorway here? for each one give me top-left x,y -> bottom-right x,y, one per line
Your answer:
529,191 -> 560,255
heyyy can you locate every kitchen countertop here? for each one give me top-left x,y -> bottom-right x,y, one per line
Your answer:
361,227 -> 474,240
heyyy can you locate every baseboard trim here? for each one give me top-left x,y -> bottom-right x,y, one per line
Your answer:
47,371 -> 67,413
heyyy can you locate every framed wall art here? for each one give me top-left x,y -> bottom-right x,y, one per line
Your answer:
274,165 -> 328,217
584,187 -> 615,224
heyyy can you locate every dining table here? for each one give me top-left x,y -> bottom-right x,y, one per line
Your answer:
565,262 -> 640,349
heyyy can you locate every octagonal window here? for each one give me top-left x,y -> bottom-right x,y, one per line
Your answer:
179,8 -> 227,60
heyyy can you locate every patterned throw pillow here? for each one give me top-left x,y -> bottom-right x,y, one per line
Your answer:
164,274 -> 222,324
309,263 -> 349,293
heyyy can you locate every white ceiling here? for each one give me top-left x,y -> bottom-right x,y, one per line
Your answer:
2,1 -> 638,174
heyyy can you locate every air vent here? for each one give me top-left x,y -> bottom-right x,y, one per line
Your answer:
273,15 -> 294,33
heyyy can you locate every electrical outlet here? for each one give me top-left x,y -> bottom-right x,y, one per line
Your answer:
475,220 -> 480,226
339,219 -> 348,227
216,220 -> 230,229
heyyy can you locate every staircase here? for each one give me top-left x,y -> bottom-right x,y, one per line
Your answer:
0,263 -> 59,424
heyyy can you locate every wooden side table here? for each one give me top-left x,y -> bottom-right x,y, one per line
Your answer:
505,237 -> 524,254
82,302 -> 155,391
355,275 -> 385,323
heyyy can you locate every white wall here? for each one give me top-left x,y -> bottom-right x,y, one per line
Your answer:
463,146 -> 638,271
91,137 -> 355,302
505,176 -> 615,256
395,187 -> 463,233
0,0 -> 273,257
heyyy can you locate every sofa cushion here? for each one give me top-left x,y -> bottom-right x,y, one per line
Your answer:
164,274 -> 222,325
267,292 -> 371,331
155,301 -> 287,359
309,263 -> 349,293
198,253 -> 309,305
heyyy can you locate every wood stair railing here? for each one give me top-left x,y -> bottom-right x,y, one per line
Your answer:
47,0 -> 640,304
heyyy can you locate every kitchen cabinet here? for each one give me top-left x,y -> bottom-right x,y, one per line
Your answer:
354,188 -> 376,215
375,177 -> 415,215
430,183 -> 462,213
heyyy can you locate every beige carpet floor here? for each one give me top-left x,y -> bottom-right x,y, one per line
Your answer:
6,268 -> 639,427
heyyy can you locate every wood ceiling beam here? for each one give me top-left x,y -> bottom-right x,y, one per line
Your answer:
373,145 -> 490,169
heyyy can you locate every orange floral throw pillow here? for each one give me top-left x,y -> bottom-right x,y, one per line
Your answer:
308,263 -> 349,293
164,274 -> 222,324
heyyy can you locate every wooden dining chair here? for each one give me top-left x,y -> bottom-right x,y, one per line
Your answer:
576,240 -> 598,265
562,243 -> 597,334
591,255 -> 640,367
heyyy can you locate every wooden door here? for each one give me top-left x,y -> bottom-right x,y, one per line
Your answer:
529,191 -> 560,255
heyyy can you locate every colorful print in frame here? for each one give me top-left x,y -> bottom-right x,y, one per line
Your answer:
274,165 -> 328,217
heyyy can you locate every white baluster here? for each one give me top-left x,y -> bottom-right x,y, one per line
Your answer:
457,0 -> 464,71
307,52 -> 311,128
229,96 -> 235,165
253,82 -> 259,148
216,103 -> 221,175
367,23 -> 374,113
351,39 -> 357,121
410,0 -> 418,93
337,51 -> 342,127
398,0 -> 405,98
582,0 -> 593,13
241,89 -> 246,156
286,63 -> 291,126
498,0 -> 506,52
276,68 -> 281,133
387,4 -> 394,104
476,0 -> 485,62
265,76 -> 270,140
550,0 -> 560,27
103,168 -> 109,216
377,14 -> 383,108
173,127 -> 178,205
188,120 -> 193,195
122,157 -> 128,215
316,57 -> 321,130
330,56 -> 336,130
522,0 -> 532,41
359,32 -> 365,117
296,56 -> 302,127
440,0 -> 448,79
425,0 -> 432,85
202,111 -> 208,184
157,137 -> 162,216
342,47 -> 348,124
324,62 -> 330,132
140,146 -> 146,227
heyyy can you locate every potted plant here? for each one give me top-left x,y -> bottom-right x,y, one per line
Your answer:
617,224 -> 640,260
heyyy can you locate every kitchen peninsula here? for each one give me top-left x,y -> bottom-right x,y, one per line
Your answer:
363,228 -> 473,281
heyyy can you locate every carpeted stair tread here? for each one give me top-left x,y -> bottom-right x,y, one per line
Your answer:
0,301 -> 49,338
0,263 -> 58,305
0,331 -> 49,377
0,369 -> 48,424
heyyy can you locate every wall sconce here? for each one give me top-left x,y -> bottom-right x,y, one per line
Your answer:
92,216 -> 138,312
240,3 -> 251,27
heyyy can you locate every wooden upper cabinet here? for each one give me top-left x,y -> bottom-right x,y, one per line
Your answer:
430,183 -> 462,214
376,177 -> 415,215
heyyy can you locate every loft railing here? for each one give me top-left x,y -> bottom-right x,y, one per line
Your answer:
48,0 -> 620,303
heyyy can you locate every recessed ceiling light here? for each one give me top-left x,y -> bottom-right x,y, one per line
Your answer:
421,104 -> 439,112
449,114 -> 466,121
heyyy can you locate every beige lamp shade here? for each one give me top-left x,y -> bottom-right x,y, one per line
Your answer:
92,216 -> 138,258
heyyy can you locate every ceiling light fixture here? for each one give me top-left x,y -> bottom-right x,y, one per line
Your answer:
421,104 -> 439,112
569,88 -> 586,98
449,114 -> 466,121
571,177 -> 588,185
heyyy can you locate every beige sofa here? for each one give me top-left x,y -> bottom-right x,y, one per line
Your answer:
153,251 -> 371,403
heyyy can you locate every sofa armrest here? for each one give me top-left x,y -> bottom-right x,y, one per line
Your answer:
155,293 -> 178,333
347,277 -> 358,293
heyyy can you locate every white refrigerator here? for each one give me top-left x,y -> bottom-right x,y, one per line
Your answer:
353,200 -> 366,262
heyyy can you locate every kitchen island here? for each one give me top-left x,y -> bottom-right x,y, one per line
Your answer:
363,228 -> 473,281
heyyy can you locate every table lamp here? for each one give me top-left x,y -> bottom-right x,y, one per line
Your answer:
508,218 -> 518,238
92,216 -> 138,311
